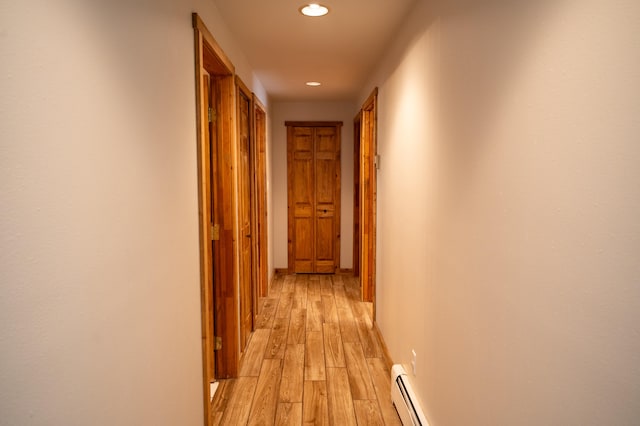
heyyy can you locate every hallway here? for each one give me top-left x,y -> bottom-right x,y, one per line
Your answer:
210,274 -> 401,425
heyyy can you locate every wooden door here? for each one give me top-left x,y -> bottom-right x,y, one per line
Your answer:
237,82 -> 253,351
287,122 -> 342,274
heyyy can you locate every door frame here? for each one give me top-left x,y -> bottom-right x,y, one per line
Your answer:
235,75 -> 255,353
253,96 -> 269,298
286,121 -> 342,274
193,13 -> 240,422
357,89 -> 378,309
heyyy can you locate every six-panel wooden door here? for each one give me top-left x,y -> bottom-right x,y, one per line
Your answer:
287,122 -> 342,273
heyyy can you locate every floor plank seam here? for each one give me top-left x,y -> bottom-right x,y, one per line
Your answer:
211,274 -> 401,425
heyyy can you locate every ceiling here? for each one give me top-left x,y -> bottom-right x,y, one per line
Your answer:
212,0 -> 418,102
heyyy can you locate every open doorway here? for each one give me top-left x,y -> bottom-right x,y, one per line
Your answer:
193,13 -> 240,422
355,89 -> 378,309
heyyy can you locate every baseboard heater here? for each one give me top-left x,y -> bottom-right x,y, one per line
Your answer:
391,364 -> 429,426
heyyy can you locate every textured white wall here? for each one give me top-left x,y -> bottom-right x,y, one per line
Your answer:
363,0 -> 640,424
0,0 -> 266,424
271,101 -> 356,270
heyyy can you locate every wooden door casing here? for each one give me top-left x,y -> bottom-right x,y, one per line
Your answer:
359,89 -> 378,305
237,79 -> 253,352
253,97 -> 269,298
202,72 -> 216,383
287,122 -> 342,274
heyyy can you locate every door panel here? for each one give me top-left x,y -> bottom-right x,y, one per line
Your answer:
294,217 -> 313,272
316,159 -> 335,203
314,127 -> 339,273
291,127 -> 314,273
316,215 -> 334,257
287,122 -> 341,274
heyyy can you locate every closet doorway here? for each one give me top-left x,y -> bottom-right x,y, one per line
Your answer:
286,121 -> 342,273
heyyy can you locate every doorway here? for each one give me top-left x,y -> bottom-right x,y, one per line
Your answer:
253,97 -> 269,298
286,121 -> 342,274
193,14 -> 240,421
356,89 -> 378,305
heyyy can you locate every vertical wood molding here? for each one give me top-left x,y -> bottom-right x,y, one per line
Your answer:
236,76 -> 254,354
359,88 -> 378,314
253,96 -> 269,298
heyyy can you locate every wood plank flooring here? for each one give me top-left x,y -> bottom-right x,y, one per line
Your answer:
210,274 -> 402,425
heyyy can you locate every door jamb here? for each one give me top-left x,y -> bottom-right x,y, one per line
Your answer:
253,97 -> 269,298
235,75 -> 256,350
358,88 -> 378,313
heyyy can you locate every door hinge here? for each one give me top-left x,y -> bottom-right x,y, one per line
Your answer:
211,224 -> 220,241
214,336 -> 222,351
208,107 -> 217,123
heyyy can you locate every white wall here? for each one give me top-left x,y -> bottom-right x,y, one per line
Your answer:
271,101 -> 356,270
363,0 -> 640,424
0,0 -> 266,424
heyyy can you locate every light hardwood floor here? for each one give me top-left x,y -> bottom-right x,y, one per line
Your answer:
210,274 -> 402,425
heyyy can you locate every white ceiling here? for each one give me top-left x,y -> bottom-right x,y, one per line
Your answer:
212,0 -> 417,102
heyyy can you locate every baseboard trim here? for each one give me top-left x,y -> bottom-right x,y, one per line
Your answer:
272,268 -> 353,276
373,321 -> 394,371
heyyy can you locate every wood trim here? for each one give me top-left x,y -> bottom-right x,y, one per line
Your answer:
235,75 -> 251,98
253,94 -> 266,113
193,14 -> 241,426
359,88 -> 378,315
373,321 -> 394,371
236,75 -> 255,354
286,125 -> 296,274
274,268 -> 289,275
216,74 -> 240,378
193,19 -> 213,425
362,87 -> 379,111
338,268 -> 354,275
193,14 -> 235,75
253,95 -> 269,298
285,121 -> 343,127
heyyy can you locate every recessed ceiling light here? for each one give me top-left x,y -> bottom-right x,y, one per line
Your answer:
306,81 -> 322,87
300,3 -> 329,17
